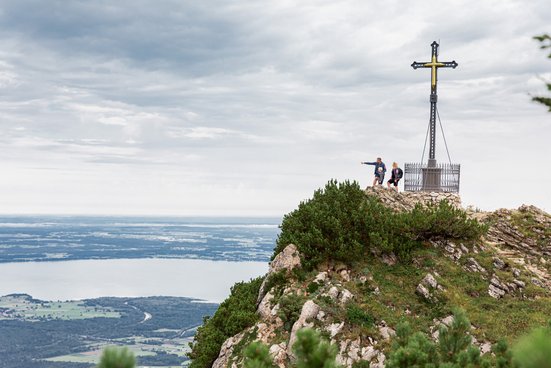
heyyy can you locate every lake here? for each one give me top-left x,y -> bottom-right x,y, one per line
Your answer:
0,258 -> 268,302
0,216 -> 278,302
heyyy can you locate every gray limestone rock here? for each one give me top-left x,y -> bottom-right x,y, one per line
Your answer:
339,289 -> 354,304
288,300 -> 320,356
416,283 -> 431,300
465,258 -> 487,274
493,257 -> 507,270
326,322 -> 345,338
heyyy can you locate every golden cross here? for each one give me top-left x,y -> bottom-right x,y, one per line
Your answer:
411,41 -> 457,92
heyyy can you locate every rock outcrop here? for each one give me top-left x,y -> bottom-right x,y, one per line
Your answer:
257,244 -> 302,306
486,205 -> 551,259
364,186 -> 462,212
416,273 -> 444,302
270,244 -> 302,274
212,331 -> 246,368
287,300 -> 320,357
484,205 -> 551,289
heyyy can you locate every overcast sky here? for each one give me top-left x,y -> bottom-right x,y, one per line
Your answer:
0,0 -> 549,216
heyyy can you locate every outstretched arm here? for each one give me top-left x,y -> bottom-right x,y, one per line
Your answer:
361,162 -> 376,165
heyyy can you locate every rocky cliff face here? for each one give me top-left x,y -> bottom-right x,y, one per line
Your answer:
211,189 -> 551,368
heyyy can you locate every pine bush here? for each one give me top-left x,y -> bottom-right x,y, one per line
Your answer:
403,201 -> 488,241
97,347 -> 136,368
243,341 -> 277,368
278,293 -> 305,332
293,328 -> 339,368
513,322 -> 551,368
386,310 -> 491,368
275,180 -> 374,267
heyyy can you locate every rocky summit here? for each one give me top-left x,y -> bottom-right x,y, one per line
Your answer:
193,185 -> 551,368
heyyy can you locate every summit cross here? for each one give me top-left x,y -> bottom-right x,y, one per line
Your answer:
411,41 -> 458,164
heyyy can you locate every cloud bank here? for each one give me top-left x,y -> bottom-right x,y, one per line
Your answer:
0,0 -> 549,215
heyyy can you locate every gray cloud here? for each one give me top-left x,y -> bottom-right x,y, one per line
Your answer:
0,0 -> 549,215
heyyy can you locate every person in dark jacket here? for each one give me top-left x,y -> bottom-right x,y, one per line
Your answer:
361,157 -> 386,186
387,162 -> 403,191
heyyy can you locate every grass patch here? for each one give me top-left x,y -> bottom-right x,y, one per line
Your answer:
334,244 -> 551,344
346,304 -> 375,327
432,254 -> 551,343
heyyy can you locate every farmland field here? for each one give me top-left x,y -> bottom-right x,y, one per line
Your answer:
0,295 -> 120,321
0,294 -> 217,368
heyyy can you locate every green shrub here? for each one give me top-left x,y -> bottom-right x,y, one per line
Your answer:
263,271 -> 287,298
387,309 -> 489,368
437,309 -> 475,364
97,347 -> 136,368
293,328 -> 339,368
346,304 -> 375,328
386,315 -> 551,368
387,326 -> 439,368
383,309 -> 551,368
307,281 -> 321,294
513,322 -> 551,368
403,201 -> 488,241
278,293 -> 305,331
292,267 -> 309,282
275,180 -> 374,267
188,277 -> 263,368
493,340 -> 513,368
243,341 -> 276,368
274,180 -> 487,268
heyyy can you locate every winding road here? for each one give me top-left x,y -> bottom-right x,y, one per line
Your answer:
123,301 -> 152,323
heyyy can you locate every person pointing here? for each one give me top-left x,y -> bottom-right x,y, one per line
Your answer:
361,157 -> 386,187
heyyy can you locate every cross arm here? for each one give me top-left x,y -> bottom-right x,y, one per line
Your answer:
411,60 -> 458,69
411,61 -> 429,69
441,61 -> 458,68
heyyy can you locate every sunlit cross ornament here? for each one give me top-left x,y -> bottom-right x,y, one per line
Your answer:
411,41 -> 458,163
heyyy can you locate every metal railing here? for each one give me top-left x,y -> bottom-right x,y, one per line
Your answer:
404,162 -> 460,193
